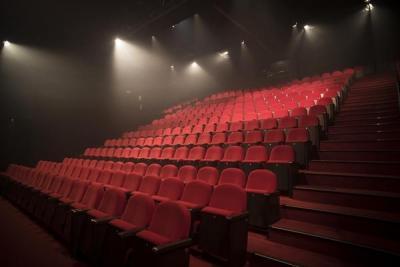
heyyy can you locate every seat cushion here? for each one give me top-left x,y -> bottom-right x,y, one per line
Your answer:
109,219 -> 139,232
59,197 -> 73,204
202,206 -> 237,217
175,200 -> 203,210
245,189 -> 268,194
151,195 -> 169,203
49,192 -> 62,198
87,209 -> 109,219
71,202 -> 88,210
136,230 -> 170,245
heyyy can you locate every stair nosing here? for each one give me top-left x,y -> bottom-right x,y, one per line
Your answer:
299,169 -> 400,180
270,219 -> 400,257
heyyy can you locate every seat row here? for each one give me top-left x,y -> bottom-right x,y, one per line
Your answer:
1,162 -> 280,266
122,109 -> 328,139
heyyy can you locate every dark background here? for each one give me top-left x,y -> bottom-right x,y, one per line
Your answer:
1,0 -> 399,170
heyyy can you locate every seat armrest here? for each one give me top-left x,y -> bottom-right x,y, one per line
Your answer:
71,208 -> 89,214
152,238 -> 193,254
91,216 -> 117,224
117,228 -> 144,239
227,211 -> 249,221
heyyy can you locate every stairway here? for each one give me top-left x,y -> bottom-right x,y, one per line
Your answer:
252,73 -> 400,266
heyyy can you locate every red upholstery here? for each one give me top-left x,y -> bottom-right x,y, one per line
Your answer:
160,147 -> 174,159
59,180 -> 89,204
278,116 -> 297,129
187,146 -> 205,161
171,146 -> 189,161
226,131 -> 243,145
201,146 -> 223,162
70,183 -> 104,210
298,115 -> 319,127
218,168 -> 246,187
197,133 -> 211,145
246,169 -> 277,194
309,105 -> 327,116
138,147 -> 151,159
244,120 -> 259,131
176,180 -> 213,209
97,170 -> 113,184
268,145 -> 295,163
177,165 -> 197,182
108,171 -> 126,188
215,123 -> 229,133
122,173 -> 142,192
244,130 -> 263,144
196,167 -> 219,185
229,121 -> 243,132
145,163 -> 161,177
242,145 -> 268,163
159,164 -> 178,178
136,201 -> 191,245
135,176 -> 161,195
109,194 -> 155,231
260,118 -> 277,130
286,128 -> 309,142
152,178 -> 185,202
264,129 -> 285,144
221,146 -> 244,163
210,132 -> 226,145
87,188 -> 127,218
202,184 -> 247,217
133,163 -> 147,176
184,134 -> 198,146
172,135 -> 185,146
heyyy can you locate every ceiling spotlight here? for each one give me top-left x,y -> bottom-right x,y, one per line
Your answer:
114,38 -> 122,45
170,65 -> 175,70
171,25 -> 176,29
364,0 -> 370,3
3,40 -> 10,47
365,3 -> 373,11
219,51 -> 229,57
304,24 -> 312,30
241,40 -> 245,46
292,22 -> 298,28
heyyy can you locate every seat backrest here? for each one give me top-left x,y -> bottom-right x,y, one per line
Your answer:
229,121 -> 243,132
286,128 -> 309,142
180,180 -> 213,207
172,146 -> 189,160
203,146 -> 224,161
244,145 -> 268,162
121,162 -> 135,173
244,120 -> 259,131
122,173 -> 142,191
269,145 -> 295,163
218,168 -> 246,187
57,177 -> 75,197
203,123 -> 216,133
97,170 -> 113,184
96,188 -> 127,217
145,163 -> 161,176
184,134 -> 198,145
162,136 -> 173,146
103,161 -> 114,171
309,105 -> 327,116
246,169 -> 277,193
191,124 -> 204,134
222,145 -> 244,162
260,118 -> 278,130
78,167 -> 91,180
278,116 -> 298,129
172,135 -> 185,146
244,130 -> 262,144
109,171 -> 127,187
298,115 -> 319,128
215,123 -> 228,133
160,147 -> 175,159
111,162 -> 123,171
291,107 -> 308,117
79,183 -> 104,209
208,184 -> 247,213
146,201 -> 191,243
155,178 -> 185,200
129,148 -> 141,158
196,166 -> 219,185
177,165 -> 197,182
187,146 -> 205,161
149,147 -> 162,159
133,163 -> 148,176
226,131 -> 243,144
137,176 -> 161,195
87,168 -> 101,182
138,147 -> 151,158
264,129 -> 285,143
197,133 -> 211,145
210,132 -> 226,145
67,180 -> 89,202
121,194 -> 155,228
159,164 -> 178,178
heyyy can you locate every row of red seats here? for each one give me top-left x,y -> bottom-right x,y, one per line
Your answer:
120,113 -> 322,140
2,161 -> 279,266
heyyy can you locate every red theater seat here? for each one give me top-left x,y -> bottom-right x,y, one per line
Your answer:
226,131 -> 243,145
176,180 -> 213,209
152,178 -> 185,202
196,166 -> 219,185
177,165 -> 197,183
218,168 -> 246,187
210,132 -> 226,145
159,164 -> 178,179
244,130 -> 263,144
